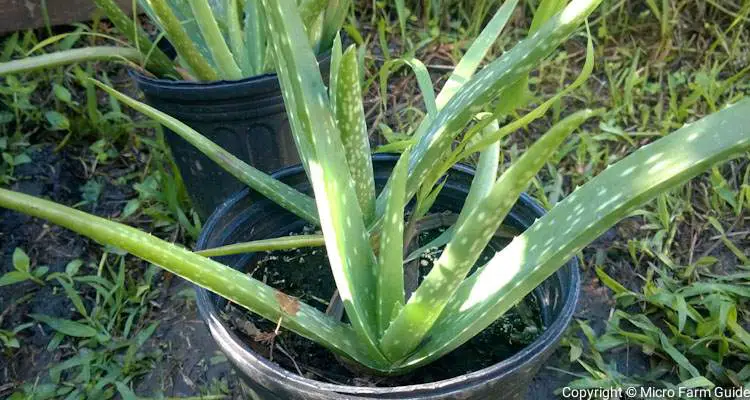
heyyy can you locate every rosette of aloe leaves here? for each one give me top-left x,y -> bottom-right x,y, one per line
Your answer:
2,0 -> 750,373
0,0 -> 349,80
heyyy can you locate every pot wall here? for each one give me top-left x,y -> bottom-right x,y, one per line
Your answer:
132,55 -> 330,219
195,154 -> 580,399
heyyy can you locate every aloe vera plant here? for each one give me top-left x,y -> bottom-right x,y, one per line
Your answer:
0,0 -> 348,80
2,0 -> 750,374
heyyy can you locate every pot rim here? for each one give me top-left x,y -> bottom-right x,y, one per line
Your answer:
130,51 -> 332,100
195,154 -> 580,395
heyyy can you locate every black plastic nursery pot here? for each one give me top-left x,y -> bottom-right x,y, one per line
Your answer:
132,55 -> 331,219
194,154 -> 580,400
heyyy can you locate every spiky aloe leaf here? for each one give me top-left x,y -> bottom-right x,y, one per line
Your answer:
143,0 -> 219,80
377,150 -> 410,335
375,0 -> 603,221
261,0 -> 385,361
187,0 -> 243,79
403,121 -> 502,262
227,0 -> 252,75
196,235 -> 324,257
380,109 -> 599,360
0,47 -> 144,76
461,25 -> 594,156
319,0 -> 351,52
93,80 -> 319,225
336,45 -> 376,223
495,0 -> 567,116
434,0 -> 518,110
243,0 -> 266,75
398,99 -> 750,370
328,34 -> 343,111
0,188 -> 386,370
92,0 -> 177,77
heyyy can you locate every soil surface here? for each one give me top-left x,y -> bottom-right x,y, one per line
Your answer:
219,225 -> 543,387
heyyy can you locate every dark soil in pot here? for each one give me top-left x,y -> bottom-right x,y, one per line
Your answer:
218,221 -> 544,387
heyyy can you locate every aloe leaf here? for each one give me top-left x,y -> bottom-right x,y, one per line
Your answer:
142,0 -> 217,68
375,0 -> 604,221
380,109 -> 598,360
336,45 -> 376,223
93,0 -> 177,77
299,0 -> 328,46
144,0 -> 219,80
261,0 -> 385,361
530,0 -> 568,33
460,25 -> 595,157
406,121 -> 502,262
243,0 -> 265,75
434,0 -> 518,110
319,0 -> 351,52
227,0 -> 252,75
0,47 -> 144,76
196,234 -> 324,257
377,150 -> 409,335
380,58 -> 437,120
187,0 -> 243,80
399,99 -> 750,370
0,188 -> 385,370
92,80 -> 319,225
328,34 -> 343,111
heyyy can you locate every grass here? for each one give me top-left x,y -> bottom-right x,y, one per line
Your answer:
1,0 -> 750,397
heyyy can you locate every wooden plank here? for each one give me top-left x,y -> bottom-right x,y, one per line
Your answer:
0,0 -> 135,34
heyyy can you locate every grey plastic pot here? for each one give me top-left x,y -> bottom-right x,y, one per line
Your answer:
194,154 -> 580,400
131,55 -> 330,219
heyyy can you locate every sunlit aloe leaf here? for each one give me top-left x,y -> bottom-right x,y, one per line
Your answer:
261,0 -> 386,362
400,98 -> 750,370
243,0 -> 266,75
93,0 -> 177,77
92,80 -> 319,225
187,0 -> 243,79
377,150 -> 409,335
336,45 -> 376,223
196,235 -> 324,257
380,108 -> 599,360
404,120 -> 502,262
375,0 -> 604,221
227,0 -> 252,75
142,0 -> 219,80
0,188 -> 385,370
434,0 -> 518,110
